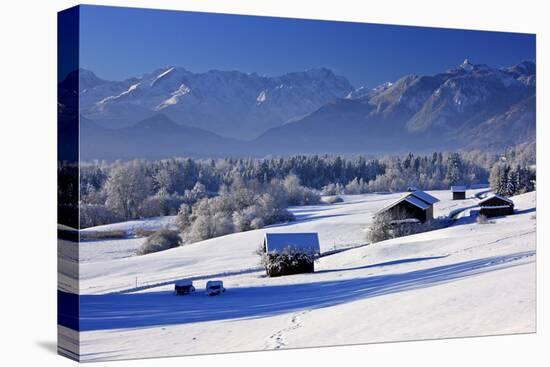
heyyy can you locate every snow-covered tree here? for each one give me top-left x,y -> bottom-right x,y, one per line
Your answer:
137,229 -> 182,255
175,203 -> 192,232
445,153 -> 463,186
105,162 -> 152,220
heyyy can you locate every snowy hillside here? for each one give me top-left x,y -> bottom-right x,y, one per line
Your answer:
59,189 -> 536,361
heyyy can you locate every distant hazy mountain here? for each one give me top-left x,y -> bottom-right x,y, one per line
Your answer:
254,60 -> 536,155
80,114 -> 244,161
77,67 -> 354,139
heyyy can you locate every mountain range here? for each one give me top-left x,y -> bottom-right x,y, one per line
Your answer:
59,59 -> 536,160
256,59 -> 536,154
78,67 -> 353,139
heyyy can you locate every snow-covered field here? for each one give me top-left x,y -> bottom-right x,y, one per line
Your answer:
59,189 -> 536,361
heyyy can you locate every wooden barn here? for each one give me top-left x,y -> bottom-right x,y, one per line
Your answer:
478,195 -> 514,217
375,191 -> 439,223
262,233 -> 320,277
451,185 -> 467,200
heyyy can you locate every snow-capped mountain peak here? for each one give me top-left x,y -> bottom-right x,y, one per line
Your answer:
77,66 -> 354,139
346,82 -> 393,100
151,66 -> 175,87
459,59 -> 474,72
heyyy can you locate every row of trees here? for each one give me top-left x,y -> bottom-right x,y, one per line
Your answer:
79,144 -> 536,229
489,163 -> 535,196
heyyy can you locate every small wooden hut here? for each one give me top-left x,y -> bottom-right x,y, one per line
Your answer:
262,233 -> 320,277
478,195 -> 514,217
375,190 -> 439,223
451,185 -> 467,200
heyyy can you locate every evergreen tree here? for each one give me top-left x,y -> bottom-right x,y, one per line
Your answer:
445,153 -> 462,186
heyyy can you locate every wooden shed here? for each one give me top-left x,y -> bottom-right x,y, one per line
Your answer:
375,191 -> 439,223
478,195 -> 514,217
451,185 -> 467,200
262,233 -> 320,277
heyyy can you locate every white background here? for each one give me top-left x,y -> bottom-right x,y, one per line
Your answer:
0,0 -> 547,365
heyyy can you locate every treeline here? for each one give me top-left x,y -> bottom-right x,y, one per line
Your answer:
489,164 -> 535,196
78,143 -> 536,230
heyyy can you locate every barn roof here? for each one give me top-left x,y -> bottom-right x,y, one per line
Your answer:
264,233 -> 320,254
479,194 -> 514,206
405,195 -> 431,210
410,191 -> 439,205
375,190 -> 438,215
451,185 -> 467,192
175,279 -> 193,287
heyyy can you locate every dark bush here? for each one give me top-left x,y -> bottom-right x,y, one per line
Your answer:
80,230 -> 127,241
135,227 -> 157,238
368,212 -> 448,243
138,229 -> 182,255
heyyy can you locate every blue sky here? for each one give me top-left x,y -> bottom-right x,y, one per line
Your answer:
79,5 -> 535,88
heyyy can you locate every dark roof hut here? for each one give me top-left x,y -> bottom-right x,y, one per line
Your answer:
451,185 -> 467,200
375,191 -> 439,223
262,233 -> 320,277
478,195 -> 514,218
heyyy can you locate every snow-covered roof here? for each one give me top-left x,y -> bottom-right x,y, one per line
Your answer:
410,191 -> 439,205
451,185 -> 467,192
479,194 -> 514,206
375,190 -> 438,215
405,196 -> 430,210
264,233 -> 320,254
175,279 -> 193,287
206,280 -> 223,287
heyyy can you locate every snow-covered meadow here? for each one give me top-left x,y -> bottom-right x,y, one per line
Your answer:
59,189 -> 536,361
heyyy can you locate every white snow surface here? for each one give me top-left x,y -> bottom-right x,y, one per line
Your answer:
96,83 -> 139,106
62,190 -> 536,361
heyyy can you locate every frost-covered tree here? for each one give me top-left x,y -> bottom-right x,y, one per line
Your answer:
322,182 -> 344,196
185,212 -> 234,243
445,153 -> 463,186
183,182 -> 209,205
80,203 -> 118,228
139,189 -> 184,217
489,163 -> 509,195
345,177 -> 368,194
490,163 -> 535,196
367,212 -> 394,243
105,162 -> 152,220
175,203 -> 192,232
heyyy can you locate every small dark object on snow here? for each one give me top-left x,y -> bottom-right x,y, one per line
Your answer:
174,280 -> 195,295
478,194 -> 514,217
375,190 -> 439,223
206,280 -> 226,296
261,233 -> 321,277
451,185 -> 467,200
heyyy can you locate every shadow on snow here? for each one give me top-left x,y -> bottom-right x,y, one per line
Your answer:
73,251 -> 534,332
314,255 -> 448,274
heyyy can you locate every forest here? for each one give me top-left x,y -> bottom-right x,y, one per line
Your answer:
73,143 -> 536,244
